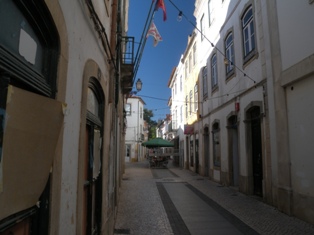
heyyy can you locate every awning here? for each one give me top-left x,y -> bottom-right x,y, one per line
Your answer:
142,138 -> 174,148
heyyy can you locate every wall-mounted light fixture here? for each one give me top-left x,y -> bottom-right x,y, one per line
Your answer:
177,11 -> 183,22
135,78 -> 142,92
224,57 -> 229,65
129,78 -> 143,95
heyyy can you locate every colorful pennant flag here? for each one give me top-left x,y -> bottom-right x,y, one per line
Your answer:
146,22 -> 163,46
154,0 -> 167,21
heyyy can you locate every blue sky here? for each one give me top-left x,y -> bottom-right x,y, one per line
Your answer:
128,0 -> 196,121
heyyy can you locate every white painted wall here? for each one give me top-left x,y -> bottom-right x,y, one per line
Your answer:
276,0 -> 314,70
287,75 -> 314,197
125,96 -> 145,160
58,0 -> 111,233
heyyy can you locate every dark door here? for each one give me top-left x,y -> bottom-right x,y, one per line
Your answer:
203,127 -> 209,177
195,139 -> 199,174
250,107 -> 263,196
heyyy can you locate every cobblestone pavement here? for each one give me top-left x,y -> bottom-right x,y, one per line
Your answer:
114,161 -> 314,235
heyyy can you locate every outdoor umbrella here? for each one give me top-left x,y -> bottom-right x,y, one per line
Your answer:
142,137 -> 174,148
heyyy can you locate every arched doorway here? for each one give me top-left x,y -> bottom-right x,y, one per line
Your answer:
83,78 -> 104,235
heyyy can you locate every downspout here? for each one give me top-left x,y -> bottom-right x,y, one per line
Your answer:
110,0 -> 121,213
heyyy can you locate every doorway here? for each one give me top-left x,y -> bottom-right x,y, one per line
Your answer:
249,107 -> 263,196
195,138 -> 199,174
83,80 -> 104,234
227,115 -> 239,186
203,127 -> 209,177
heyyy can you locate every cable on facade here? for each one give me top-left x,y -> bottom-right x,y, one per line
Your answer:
167,0 -> 256,84
85,0 -> 117,70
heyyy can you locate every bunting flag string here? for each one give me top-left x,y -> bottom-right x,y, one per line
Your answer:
146,21 -> 163,47
154,0 -> 167,21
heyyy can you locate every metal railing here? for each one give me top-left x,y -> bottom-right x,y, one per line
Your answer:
121,36 -> 134,65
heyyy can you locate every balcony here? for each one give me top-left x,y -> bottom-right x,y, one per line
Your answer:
121,36 -> 135,94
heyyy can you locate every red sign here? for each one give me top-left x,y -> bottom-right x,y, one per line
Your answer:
184,125 -> 194,135
235,102 -> 240,112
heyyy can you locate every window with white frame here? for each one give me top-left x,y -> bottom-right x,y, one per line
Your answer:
225,32 -> 234,76
174,107 -> 177,129
189,53 -> 192,73
189,90 -> 192,115
185,95 -> 188,118
211,54 -> 218,89
193,43 -> 197,66
180,75 -> 182,91
185,61 -> 188,79
125,103 -> 131,116
194,84 -> 198,112
180,105 -> 183,123
174,82 -> 177,95
242,6 -> 255,59
208,0 -> 214,26
202,66 -> 208,98
200,14 -> 205,41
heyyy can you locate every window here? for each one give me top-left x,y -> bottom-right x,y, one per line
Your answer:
0,0 -> 59,98
174,107 -> 177,129
225,32 -> 235,76
180,75 -> 182,91
140,107 -> 142,118
185,61 -> 188,79
200,14 -> 205,41
202,66 -> 208,98
242,6 -> 255,59
189,90 -> 192,115
87,88 -> 99,116
212,122 -> 221,167
211,54 -> 218,89
174,82 -> 177,95
194,84 -> 198,112
189,53 -> 192,73
193,44 -> 197,66
0,0 -> 60,232
185,95 -> 188,118
208,0 -> 214,26
180,105 -> 183,123
125,103 -> 131,116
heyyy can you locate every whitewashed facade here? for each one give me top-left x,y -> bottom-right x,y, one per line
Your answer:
171,0 -> 314,225
125,96 -> 146,162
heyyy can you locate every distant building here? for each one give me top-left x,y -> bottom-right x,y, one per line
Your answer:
124,96 -> 146,162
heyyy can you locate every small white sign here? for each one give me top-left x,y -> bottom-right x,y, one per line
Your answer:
19,29 -> 37,64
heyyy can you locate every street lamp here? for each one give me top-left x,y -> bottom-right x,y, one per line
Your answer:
129,78 -> 143,95
135,78 -> 142,92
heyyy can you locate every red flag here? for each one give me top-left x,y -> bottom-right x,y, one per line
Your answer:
154,0 -> 167,21
146,22 -> 163,47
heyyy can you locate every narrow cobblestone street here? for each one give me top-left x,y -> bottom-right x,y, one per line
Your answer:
114,161 -> 314,235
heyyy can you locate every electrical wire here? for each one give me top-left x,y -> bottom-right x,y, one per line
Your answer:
132,1 -> 157,84
167,0 -> 256,84
85,0 -> 117,70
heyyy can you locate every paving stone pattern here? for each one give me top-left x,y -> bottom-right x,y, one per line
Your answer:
114,161 -> 314,235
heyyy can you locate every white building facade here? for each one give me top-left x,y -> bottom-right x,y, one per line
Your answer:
168,63 -> 186,166
171,0 -> 314,225
125,96 -> 146,162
